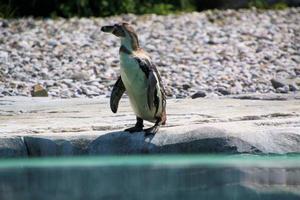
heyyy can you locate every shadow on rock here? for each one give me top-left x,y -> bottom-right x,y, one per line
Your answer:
87,131 -> 156,155
24,137 -> 89,156
150,137 -> 261,154
87,127 -> 261,155
23,127 -> 262,156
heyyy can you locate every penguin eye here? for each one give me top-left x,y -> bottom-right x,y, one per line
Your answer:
112,24 -> 126,37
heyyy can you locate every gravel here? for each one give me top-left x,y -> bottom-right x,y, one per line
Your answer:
0,8 -> 300,98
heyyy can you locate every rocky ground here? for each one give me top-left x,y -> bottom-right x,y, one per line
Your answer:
0,8 -> 299,98
1,96 -> 300,157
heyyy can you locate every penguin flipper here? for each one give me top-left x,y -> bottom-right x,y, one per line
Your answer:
147,71 -> 158,110
134,56 -> 159,111
110,76 -> 126,113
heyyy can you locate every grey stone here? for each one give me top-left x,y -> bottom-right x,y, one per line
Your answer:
71,72 -> 90,81
61,79 -> 74,88
182,84 -> 191,90
294,68 -> 300,76
276,86 -> 289,94
48,40 -> 58,47
289,83 -> 299,91
191,91 -> 206,99
1,20 -> 9,28
271,78 -> 287,89
217,87 -> 231,95
45,80 -> 56,87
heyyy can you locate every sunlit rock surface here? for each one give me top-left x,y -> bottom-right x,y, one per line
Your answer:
0,95 -> 300,157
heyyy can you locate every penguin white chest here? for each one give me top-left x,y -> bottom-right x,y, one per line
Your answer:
119,54 -> 156,121
120,54 -> 146,91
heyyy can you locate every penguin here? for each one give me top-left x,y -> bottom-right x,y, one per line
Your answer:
101,22 -> 166,135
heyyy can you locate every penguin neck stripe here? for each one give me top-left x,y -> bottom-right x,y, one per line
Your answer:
120,45 -> 132,54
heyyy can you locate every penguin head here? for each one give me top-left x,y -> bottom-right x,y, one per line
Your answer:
101,22 -> 140,50
101,22 -> 134,38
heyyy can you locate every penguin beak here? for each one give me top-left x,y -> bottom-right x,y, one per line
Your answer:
101,24 -> 126,37
101,25 -> 115,33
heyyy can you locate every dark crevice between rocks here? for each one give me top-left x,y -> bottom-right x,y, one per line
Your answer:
22,136 -> 30,157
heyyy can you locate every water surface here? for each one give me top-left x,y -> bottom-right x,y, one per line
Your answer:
0,155 -> 299,200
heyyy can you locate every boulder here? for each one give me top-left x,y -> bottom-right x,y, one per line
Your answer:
1,96 -> 300,157
0,137 -> 28,157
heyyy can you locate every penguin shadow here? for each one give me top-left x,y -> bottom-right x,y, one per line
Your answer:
87,130 -> 157,155
23,131 -> 262,156
88,129 -> 262,154
22,130 -> 157,157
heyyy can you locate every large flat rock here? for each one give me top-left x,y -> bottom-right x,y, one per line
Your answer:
0,96 -> 300,157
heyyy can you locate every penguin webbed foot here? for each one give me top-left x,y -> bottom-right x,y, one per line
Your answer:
124,117 -> 161,135
144,118 -> 161,136
124,117 -> 144,133
124,126 -> 143,133
144,125 -> 159,136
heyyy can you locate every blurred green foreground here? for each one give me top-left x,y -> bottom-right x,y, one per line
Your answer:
0,155 -> 300,200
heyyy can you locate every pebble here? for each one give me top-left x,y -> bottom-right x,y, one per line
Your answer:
0,8 -> 299,98
294,68 -> 300,76
182,84 -> 191,90
216,87 -> 231,96
191,91 -> 207,99
71,72 -> 90,81
1,20 -> 9,28
276,86 -> 289,94
270,79 -> 286,89
289,84 -> 299,92
31,84 -> 48,97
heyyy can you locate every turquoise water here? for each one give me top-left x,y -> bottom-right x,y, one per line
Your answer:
0,155 -> 300,200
